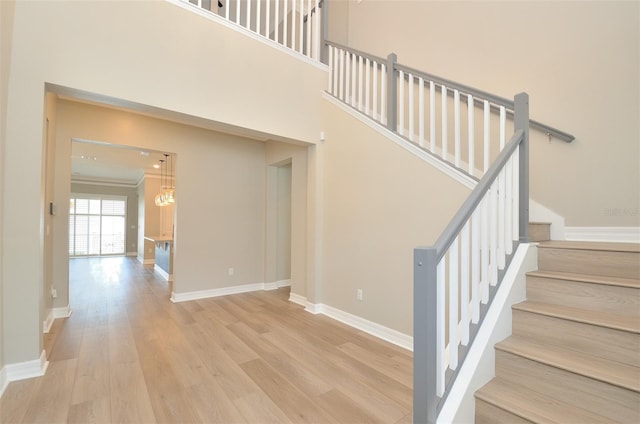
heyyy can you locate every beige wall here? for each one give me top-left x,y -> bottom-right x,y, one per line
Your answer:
346,0 -> 639,227
2,0 -> 324,364
320,99 -> 471,335
0,0 -> 16,371
277,165 -> 293,281
70,183 -> 140,256
327,0 -> 349,46
55,100 -> 266,297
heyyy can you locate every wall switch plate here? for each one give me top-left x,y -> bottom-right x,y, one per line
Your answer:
228,267 -> 234,276
356,289 -> 363,300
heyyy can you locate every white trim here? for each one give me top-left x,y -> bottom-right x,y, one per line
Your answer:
438,243 -> 536,424
565,227 -> 640,243
530,199 -> 565,240
126,251 -> 137,257
166,0 -> 328,72
154,264 -> 173,281
322,92 -> 477,191
264,279 -> 291,290
53,305 -> 72,319
43,309 -> 54,334
171,282 -> 265,303
1,350 -> 49,396
287,295 -> 413,351
137,256 -> 154,265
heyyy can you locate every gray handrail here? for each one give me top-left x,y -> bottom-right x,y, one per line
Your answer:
325,40 -> 574,143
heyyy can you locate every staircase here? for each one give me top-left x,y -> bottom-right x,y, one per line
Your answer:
475,224 -> 640,423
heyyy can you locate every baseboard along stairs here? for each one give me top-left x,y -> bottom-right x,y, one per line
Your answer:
475,223 -> 640,423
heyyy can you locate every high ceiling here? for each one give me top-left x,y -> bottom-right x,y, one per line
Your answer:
71,140 -> 173,186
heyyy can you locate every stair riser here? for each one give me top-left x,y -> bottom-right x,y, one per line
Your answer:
512,309 -> 640,367
528,223 -> 550,242
526,275 -> 640,316
495,350 -> 640,422
538,248 -> 640,279
475,399 -> 533,424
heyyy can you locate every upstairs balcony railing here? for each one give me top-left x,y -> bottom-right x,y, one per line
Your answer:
181,0 -> 325,62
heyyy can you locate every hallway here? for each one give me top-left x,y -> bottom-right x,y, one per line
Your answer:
1,257 -> 412,423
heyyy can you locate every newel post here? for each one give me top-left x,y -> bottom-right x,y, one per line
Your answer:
386,53 -> 398,132
515,92 -> 530,243
414,247 -> 438,424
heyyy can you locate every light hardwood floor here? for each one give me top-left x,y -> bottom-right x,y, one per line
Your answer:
1,257 -> 413,424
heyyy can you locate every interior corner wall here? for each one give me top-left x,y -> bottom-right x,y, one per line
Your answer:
42,93 -> 57,328
276,165 -> 292,281
54,100 -> 266,299
320,99 -> 471,335
136,181 -> 145,261
0,0 -> 15,373
346,0 -> 640,228
266,141 -> 308,299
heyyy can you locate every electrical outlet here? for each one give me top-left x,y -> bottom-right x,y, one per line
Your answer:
228,267 -> 234,276
51,287 -> 57,298
356,289 -> 363,301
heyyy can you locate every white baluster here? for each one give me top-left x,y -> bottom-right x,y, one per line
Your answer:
339,49 -> 344,101
351,54 -> 356,107
471,208 -> 480,323
282,0 -> 287,47
358,55 -> 364,111
225,0 -> 230,20
306,0 -> 311,57
418,77 -> 425,147
513,145 -> 520,241
398,71 -> 405,135
430,81 -> 436,153
290,0 -> 295,50
275,0 -> 279,43
490,182 -> 498,285
381,64 -> 386,125
498,106 -> 506,269
468,94 -> 475,176
236,0 -> 241,24
345,53 -> 350,103
437,257 -> 446,397
265,0 -> 270,38
327,45 -> 333,92
197,0 -> 202,9
365,59 -> 371,115
454,89 -> 461,168
460,222 -> 470,345
247,0 -> 252,31
481,196 -> 489,303
373,61 -> 378,121
483,100 -> 490,173
442,85 -> 448,161
506,153 -> 513,255
256,0 -> 261,35
449,239 -> 459,370
313,0 -> 320,60
298,0 -> 304,54
408,74 -> 415,142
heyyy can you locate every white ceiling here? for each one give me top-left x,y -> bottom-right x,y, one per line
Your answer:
71,140 -> 174,186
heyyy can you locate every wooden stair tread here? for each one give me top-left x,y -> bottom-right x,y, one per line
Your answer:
527,270 -> 640,288
475,378 -> 620,424
496,336 -> 640,393
538,241 -> 640,253
513,300 -> 640,333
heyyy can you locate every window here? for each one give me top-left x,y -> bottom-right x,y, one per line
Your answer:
69,195 -> 127,256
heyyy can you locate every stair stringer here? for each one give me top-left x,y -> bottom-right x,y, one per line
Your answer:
437,244 -> 537,424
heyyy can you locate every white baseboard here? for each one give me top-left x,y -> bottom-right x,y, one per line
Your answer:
53,305 -> 72,319
43,309 -> 54,334
137,256 -> 154,265
154,265 -> 172,281
287,293 -> 413,351
264,279 -> 291,290
171,282 -> 266,303
530,199 -> 565,240
0,350 -> 49,397
565,226 -> 640,243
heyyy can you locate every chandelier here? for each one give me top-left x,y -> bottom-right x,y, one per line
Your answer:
154,153 -> 175,207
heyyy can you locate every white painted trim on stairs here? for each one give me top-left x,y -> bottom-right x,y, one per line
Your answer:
565,227 -> 640,243
0,350 -> 49,398
437,243 -> 537,424
530,199 -> 565,240
166,0 -> 329,72
43,309 -> 54,334
171,282 -> 266,303
287,294 -> 413,351
322,92 -> 477,191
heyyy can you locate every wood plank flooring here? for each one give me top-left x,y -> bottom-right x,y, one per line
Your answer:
1,257 -> 413,423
